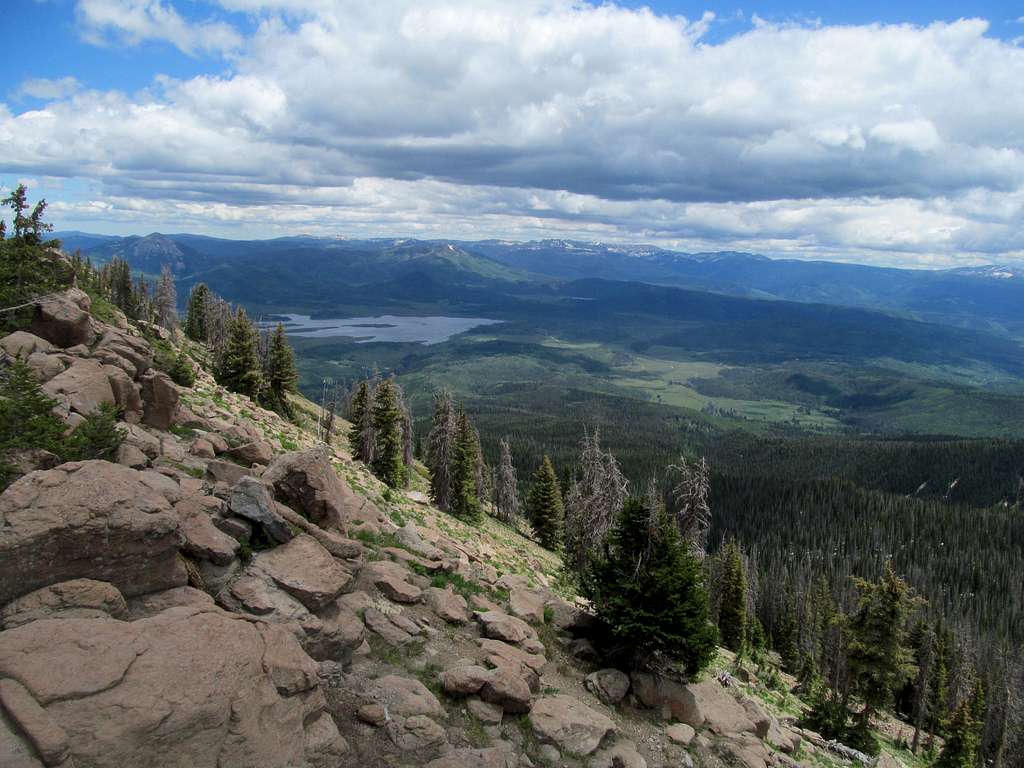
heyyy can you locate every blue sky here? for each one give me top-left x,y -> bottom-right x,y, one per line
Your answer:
2,1 -> 1024,266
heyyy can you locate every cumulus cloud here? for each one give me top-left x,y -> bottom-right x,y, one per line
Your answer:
76,0 -> 242,56
3,1 -> 1024,266
16,77 -> 81,100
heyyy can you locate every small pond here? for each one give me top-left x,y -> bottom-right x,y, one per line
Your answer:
260,314 -> 502,345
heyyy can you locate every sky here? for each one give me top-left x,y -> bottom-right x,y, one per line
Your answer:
2,1 -> 1024,268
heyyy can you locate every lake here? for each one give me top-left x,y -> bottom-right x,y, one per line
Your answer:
261,314 -> 503,345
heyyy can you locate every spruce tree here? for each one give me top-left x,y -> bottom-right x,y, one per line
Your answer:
847,564 -> 922,732
936,697 -> 980,768
184,283 -> 210,341
264,323 -> 298,415
581,497 -> 718,674
494,437 -> 521,523
427,389 -> 456,511
527,455 -> 564,549
718,538 -> 748,654
928,624 -> 950,745
153,265 -> 177,330
347,380 -> 376,464
449,408 -> 483,523
371,379 -> 406,488
217,308 -> 262,399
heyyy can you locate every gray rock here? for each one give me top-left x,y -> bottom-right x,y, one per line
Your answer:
228,476 -> 294,544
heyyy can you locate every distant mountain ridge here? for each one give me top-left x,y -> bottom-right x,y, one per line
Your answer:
55,231 -> 1024,339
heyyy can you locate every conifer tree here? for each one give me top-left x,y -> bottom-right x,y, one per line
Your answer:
564,428 -> 627,571
847,564 -> 922,732
670,455 -> 711,552
184,283 -> 210,341
347,380 -> 376,464
371,378 -> 406,488
264,323 -> 298,415
153,264 -> 177,330
718,538 -> 748,654
581,496 -> 718,674
427,389 -> 456,511
775,590 -> 800,672
929,626 -> 951,745
450,408 -> 483,523
937,697 -> 981,768
217,308 -> 262,399
527,455 -> 564,549
494,437 -> 521,523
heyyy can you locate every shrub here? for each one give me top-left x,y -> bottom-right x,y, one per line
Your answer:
581,497 -> 718,675
62,403 -> 125,462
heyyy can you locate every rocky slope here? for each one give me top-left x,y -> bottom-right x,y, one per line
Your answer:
0,289 -> 910,768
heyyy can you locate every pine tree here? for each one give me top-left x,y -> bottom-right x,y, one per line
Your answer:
718,538 -> 748,654
347,380 -> 376,464
494,437 -> 521,523
928,625 -> 951,745
450,408 -> 483,523
427,389 -> 456,511
264,323 -> 298,415
153,264 -> 177,330
184,283 -> 210,341
581,496 -> 718,674
670,455 -> 711,552
937,697 -> 981,768
775,590 -> 800,672
371,379 -> 405,488
527,455 -> 564,549
0,360 -> 66,456
847,564 -> 922,731
217,308 -> 262,399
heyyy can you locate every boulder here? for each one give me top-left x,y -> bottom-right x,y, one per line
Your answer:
385,714 -> 447,751
357,704 -> 388,726
29,291 -> 94,348
375,574 -> 422,604
592,740 -> 648,768
190,438 -> 216,459
103,365 -> 143,418
247,534 -> 351,612
0,605 -> 327,768
741,697 -> 772,740
0,449 -> 60,479
508,587 -> 547,624
122,424 -> 161,459
302,711 -> 350,768
0,579 -> 126,630
395,522 -> 444,560
228,477 -> 293,544
426,587 -> 470,624
529,695 -> 616,756
368,675 -> 444,718
139,370 -> 179,430
0,331 -> 55,359
94,329 -> 152,380
125,586 -> 215,620
585,668 -> 630,705
478,639 -> 545,692
25,352 -> 67,383
273,502 -> 363,560
439,666 -> 491,696
206,459 -> 253,487
466,699 -> 504,725
263,447 -> 383,530
41,359 -> 115,416
116,443 -> 149,469
721,733 -> 773,768
665,722 -> 695,746
0,461 -> 185,606
363,607 -> 414,646
174,497 -> 239,566
227,440 -> 274,466
479,664 -> 533,714
631,674 -> 756,735
476,611 -> 537,646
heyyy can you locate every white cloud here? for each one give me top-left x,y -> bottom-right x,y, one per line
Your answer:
4,1 -> 1024,266
76,0 -> 242,56
16,77 -> 81,100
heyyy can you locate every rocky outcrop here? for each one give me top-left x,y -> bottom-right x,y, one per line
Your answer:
41,359 -> 115,416
0,462 -> 185,606
0,331 -> 55,359
0,604 -> 335,768
228,477 -> 294,544
139,370 -> 179,430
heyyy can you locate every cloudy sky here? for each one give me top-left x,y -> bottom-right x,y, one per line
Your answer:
3,1 -> 1024,267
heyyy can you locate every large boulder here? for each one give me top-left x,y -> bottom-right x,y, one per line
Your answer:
226,440 -> 274,467
475,610 -> 537,646
29,290 -> 95,348
41,359 -> 115,416
631,674 -> 756,735
246,534 -> 351,612
103,365 -> 144,421
263,447 -> 382,530
173,497 -> 239,566
0,331 -> 55,360
426,587 -> 469,624
529,695 -> 616,756
0,604 -> 333,768
228,477 -> 294,544
0,462 -> 185,606
139,370 -> 179,430
93,329 -> 152,380
585,669 -> 630,705
0,579 -> 126,630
